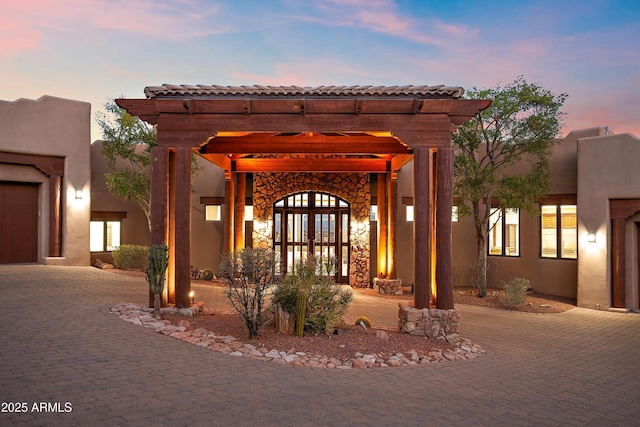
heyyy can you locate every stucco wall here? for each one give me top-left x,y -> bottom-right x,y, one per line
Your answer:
395,136 -> 581,298
0,96 -> 91,265
577,130 -> 640,310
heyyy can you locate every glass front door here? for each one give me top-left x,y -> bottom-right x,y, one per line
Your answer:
273,192 -> 350,282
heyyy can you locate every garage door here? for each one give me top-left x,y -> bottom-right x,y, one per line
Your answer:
0,182 -> 38,263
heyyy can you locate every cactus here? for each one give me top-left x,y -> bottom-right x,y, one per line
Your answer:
295,291 -> 307,337
146,244 -> 168,319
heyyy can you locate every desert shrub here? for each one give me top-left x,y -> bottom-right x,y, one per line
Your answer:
218,248 -> 277,339
501,277 -> 530,308
112,244 -> 149,270
272,257 -> 353,335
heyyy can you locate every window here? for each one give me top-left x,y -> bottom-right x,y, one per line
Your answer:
541,204 -> 577,259
489,208 -> 519,256
205,205 -> 221,221
90,220 -> 121,252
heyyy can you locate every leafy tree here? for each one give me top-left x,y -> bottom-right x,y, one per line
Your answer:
96,99 -> 156,230
452,77 -> 567,297
96,99 -> 201,231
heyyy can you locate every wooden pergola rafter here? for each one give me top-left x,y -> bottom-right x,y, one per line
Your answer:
117,85 -> 490,310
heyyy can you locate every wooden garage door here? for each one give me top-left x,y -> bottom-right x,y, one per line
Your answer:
0,182 -> 39,263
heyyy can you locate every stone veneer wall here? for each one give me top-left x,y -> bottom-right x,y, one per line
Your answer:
252,172 -> 370,287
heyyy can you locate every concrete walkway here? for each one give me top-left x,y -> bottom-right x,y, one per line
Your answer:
1,265 -> 638,426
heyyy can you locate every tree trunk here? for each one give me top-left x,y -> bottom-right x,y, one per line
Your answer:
472,200 -> 489,298
476,238 -> 488,297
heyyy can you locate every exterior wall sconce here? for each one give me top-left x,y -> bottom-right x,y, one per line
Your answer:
587,232 -> 596,243
75,189 -> 84,200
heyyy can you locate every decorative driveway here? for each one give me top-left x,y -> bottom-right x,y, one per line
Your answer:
1,265 -> 639,426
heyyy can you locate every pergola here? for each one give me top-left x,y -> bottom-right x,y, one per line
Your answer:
117,85 -> 490,310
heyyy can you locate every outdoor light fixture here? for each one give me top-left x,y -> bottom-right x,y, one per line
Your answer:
189,291 -> 195,304
75,189 -> 84,200
587,232 -> 596,244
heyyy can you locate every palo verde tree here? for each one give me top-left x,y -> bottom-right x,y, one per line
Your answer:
96,99 -> 156,231
452,76 -> 567,297
96,99 -> 201,231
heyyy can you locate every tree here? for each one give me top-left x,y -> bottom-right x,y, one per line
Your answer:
96,99 -> 201,231
452,77 -> 567,297
96,99 -> 156,230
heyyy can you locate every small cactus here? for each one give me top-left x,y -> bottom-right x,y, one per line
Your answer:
146,244 -> 168,319
295,291 -> 307,337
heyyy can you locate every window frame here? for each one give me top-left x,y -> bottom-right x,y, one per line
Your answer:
488,207 -> 520,257
540,203 -> 577,260
90,212 -> 126,253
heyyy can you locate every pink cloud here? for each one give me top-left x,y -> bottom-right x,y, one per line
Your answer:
0,0 -> 226,57
292,0 -> 477,47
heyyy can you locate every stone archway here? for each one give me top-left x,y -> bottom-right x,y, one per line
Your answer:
253,172 -> 370,286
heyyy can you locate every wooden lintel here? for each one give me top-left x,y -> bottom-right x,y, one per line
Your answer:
157,113 -> 452,135
233,158 -> 388,173
157,131 -> 215,148
0,151 -> 65,176
202,134 -> 410,155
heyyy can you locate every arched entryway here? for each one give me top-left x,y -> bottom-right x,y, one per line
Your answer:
273,192 -> 350,282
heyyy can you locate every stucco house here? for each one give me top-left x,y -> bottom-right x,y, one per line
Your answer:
1,93 -> 638,313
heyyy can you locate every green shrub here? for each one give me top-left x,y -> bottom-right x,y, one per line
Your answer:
112,244 -> 149,271
501,277 -> 530,308
272,257 -> 353,335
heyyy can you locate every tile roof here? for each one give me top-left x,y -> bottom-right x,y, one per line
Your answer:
144,84 -> 464,99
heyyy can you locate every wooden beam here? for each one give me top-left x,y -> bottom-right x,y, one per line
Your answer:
377,173 -> 388,278
49,175 -> 62,257
156,112 -> 453,135
435,147 -> 454,309
174,147 -> 192,308
611,218 -> 625,308
199,153 -> 231,172
413,147 -> 431,309
233,158 -> 388,173
202,134 -> 411,155
234,173 -> 246,251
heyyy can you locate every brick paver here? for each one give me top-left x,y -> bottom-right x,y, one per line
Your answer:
1,265 -> 639,425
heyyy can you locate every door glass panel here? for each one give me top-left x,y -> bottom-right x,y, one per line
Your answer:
342,214 -> 349,242
274,213 -> 281,243
329,214 -> 335,243
342,247 -> 348,276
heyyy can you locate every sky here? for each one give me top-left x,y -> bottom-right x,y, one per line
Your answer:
1,0 -> 639,142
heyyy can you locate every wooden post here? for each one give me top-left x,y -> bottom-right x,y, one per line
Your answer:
611,218 -> 625,308
49,175 -> 62,257
167,151 -> 176,305
413,147 -> 431,309
387,174 -> 397,279
174,147 -> 192,308
377,173 -> 388,278
234,173 -> 246,252
224,176 -> 235,254
149,147 -> 169,307
435,147 -> 454,309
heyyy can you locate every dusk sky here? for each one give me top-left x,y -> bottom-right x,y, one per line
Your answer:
2,0 -> 639,141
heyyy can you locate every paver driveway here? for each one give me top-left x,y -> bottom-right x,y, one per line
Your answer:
1,265 -> 639,426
